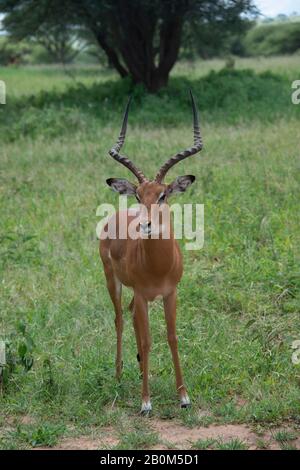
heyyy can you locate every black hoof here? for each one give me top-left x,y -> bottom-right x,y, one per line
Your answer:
137,353 -> 140,362
180,403 -> 191,409
180,395 -> 191,408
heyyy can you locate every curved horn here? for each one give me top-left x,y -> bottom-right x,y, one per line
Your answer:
109,97 -> 147,183
155,90 -> 203,183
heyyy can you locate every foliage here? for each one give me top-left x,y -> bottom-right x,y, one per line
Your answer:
0,37 -> 70,65
0,1 -> 84,64
0,67 -> 298,143
192,438 -> 216,449
244,21 -> 300,56
273,430 -> 298,443
10,423 -> 65,448
181,15 -> 254,59
116,421 -> 159,450
0,0 -> 257,91
0,321 -> 35,389
215,438 -> 248,450
0,37 -> 31,65
5,322 -> 34,371
260,13 -> 300,25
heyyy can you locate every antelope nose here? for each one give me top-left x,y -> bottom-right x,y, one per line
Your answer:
139,221 -> 151,232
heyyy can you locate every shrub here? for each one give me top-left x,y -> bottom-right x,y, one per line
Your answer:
244,22 -> 300,56
0,68 -> 298,142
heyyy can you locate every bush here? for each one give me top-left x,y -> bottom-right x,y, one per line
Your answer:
0,37 -> 57,65
1,68 -> 298,142
244,22 -> 300,56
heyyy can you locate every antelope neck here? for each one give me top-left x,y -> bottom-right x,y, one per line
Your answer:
140,228 -> 175,275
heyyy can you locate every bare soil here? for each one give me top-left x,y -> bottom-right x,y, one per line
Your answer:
32,419 -> 300,451
37,434 -> 118,451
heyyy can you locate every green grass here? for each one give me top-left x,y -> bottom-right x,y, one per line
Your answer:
0,64 -> 113,98
0,56 -> 300,449
0,422 -> 66,449
192,438 -> 216,450
279,443 -> 298,451
273,430 -> 298,444
192,437 -> 248,450
1,57 -> 299,144
115,421 -> 159,450
11,423 -> 65,448
215,438 -> 248,450
174,55 -> 300,82
1,56 -> 298,100
255,438 -> 269,449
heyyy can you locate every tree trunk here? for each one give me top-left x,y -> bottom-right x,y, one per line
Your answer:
147,71 -> 169,93
85,1 -> 185,92
95,31 -> 128,78
109,2 -> 184,92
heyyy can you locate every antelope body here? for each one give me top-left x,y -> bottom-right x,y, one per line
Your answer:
100,92 -> 203,413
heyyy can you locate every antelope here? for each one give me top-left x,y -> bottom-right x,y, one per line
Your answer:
100,91 -> 203,414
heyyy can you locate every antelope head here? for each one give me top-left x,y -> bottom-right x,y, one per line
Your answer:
106,91 -> 203,236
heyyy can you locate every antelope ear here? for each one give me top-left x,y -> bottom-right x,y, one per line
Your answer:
106,178 -> 137,195
167,175 -> 195,194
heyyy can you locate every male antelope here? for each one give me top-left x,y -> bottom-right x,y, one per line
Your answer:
100,92 -> 203,414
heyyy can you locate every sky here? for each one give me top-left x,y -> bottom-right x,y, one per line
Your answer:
256,0 -> 300,17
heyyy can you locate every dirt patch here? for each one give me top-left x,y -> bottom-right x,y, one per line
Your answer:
4,415 -> 299,450
151,419 -> 260,449
36,436 -> 115,451
35,428 -> 118,451
34,421 -> 300,450
150,419 -> 300,450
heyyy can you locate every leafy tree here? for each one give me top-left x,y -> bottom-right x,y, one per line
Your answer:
181,14 -> 254,59
0,0 -> 257,91
0,1 -> 85,64
244,21 -> 300,56
0,37 -> 31,65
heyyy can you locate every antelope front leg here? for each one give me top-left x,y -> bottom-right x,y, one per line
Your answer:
129,296 -> 143,375
103,265 -> 123,381
163,290 -> 191,408
134,293 -> 151,415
